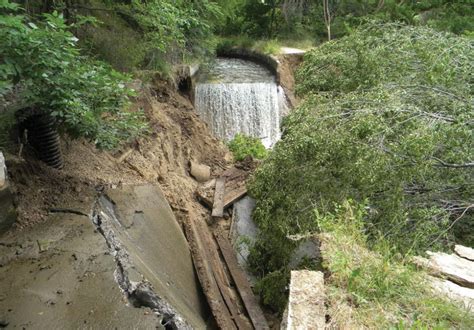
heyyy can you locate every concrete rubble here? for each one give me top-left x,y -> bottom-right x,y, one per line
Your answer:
282,270 -> 326,330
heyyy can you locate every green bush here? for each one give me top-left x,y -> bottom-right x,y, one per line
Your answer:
0,1 -> 146,149
227,133 -> 268,161
248,23 -> 473,313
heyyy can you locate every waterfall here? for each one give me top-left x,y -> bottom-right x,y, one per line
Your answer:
194,58 -> 284,148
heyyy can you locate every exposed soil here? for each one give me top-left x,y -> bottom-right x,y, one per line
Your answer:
5,78 -> 232,233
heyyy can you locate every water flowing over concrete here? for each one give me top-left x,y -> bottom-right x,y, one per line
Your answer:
195,58 -> 285,148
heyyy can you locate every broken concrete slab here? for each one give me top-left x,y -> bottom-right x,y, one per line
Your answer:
289,239 -> 321,269
98,184 -> 210,328
230,196 -> 258,268
189,161 -> 211,182
0,152 -> 16,234
0,213 -> 160,329
284,270 -> 326,330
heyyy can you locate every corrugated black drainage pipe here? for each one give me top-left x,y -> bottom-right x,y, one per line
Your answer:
19,112 -> 64,169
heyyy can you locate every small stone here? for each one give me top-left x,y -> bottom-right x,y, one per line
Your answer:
0,319 -> 9,327
56,289 -> 63,295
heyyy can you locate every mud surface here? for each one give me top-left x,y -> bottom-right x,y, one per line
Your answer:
0,212 -> 160,329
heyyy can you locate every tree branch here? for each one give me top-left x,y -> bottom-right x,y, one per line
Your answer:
432,157 -> 474,168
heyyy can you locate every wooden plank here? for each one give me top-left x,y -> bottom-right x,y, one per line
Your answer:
182,216 -> 237,329
414,252 -> 474,288
212,178 -> 226,217
198,184 -> 247,210
211,261 -> 252,329
223,185 -> 247,208
215,230 -> 269,330
455,245 -> 474,261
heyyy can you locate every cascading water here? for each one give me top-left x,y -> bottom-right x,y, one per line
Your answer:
195,58 -> 285,148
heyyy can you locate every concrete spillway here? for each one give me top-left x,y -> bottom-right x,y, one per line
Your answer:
195,58 -> 285,148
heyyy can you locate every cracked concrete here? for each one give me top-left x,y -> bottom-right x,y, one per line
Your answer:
0,184 -> 209,329
93,184 -> 210,329
0,212 -> 160,329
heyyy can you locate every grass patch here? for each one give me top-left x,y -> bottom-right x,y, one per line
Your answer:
318,200 -> 474,328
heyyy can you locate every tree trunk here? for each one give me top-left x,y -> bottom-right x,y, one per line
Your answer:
323,0 -> 331,41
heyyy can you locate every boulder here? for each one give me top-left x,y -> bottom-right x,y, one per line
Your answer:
189,161 -> 211,182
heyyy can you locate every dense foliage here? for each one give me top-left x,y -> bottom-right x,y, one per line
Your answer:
0,1 -> 146,148
227,133 -> 268,161
216,0 -> 473,44
248,23 -> 473,312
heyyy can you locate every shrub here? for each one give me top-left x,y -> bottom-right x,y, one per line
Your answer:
248,23 -> 473,313
0,2 -> 147,149
227,133 -> 268,161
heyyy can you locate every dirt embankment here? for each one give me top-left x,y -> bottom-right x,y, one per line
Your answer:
277,53 -> 304,109
5,77 -> 232,232
6,54 -> 299,233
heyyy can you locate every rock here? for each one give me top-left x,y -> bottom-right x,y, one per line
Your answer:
189,161 -> 211,182
413,252 -> 474,288
37,240 -> 51,253
0,152 -> 16,234
430,276 -> 474,312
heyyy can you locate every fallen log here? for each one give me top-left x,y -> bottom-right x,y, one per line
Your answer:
413,252 -> 474,289
455,245 -> 474,261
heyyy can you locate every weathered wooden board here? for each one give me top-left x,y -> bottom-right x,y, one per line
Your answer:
212,178 -> 226,218
413,252 -> 474,288
211,260 -> 252,329
455,245 -> 474,261
196,166 -> 250,211
197,184 -> 247,210
215,229 -> 269,330
182,215 -> 237,329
